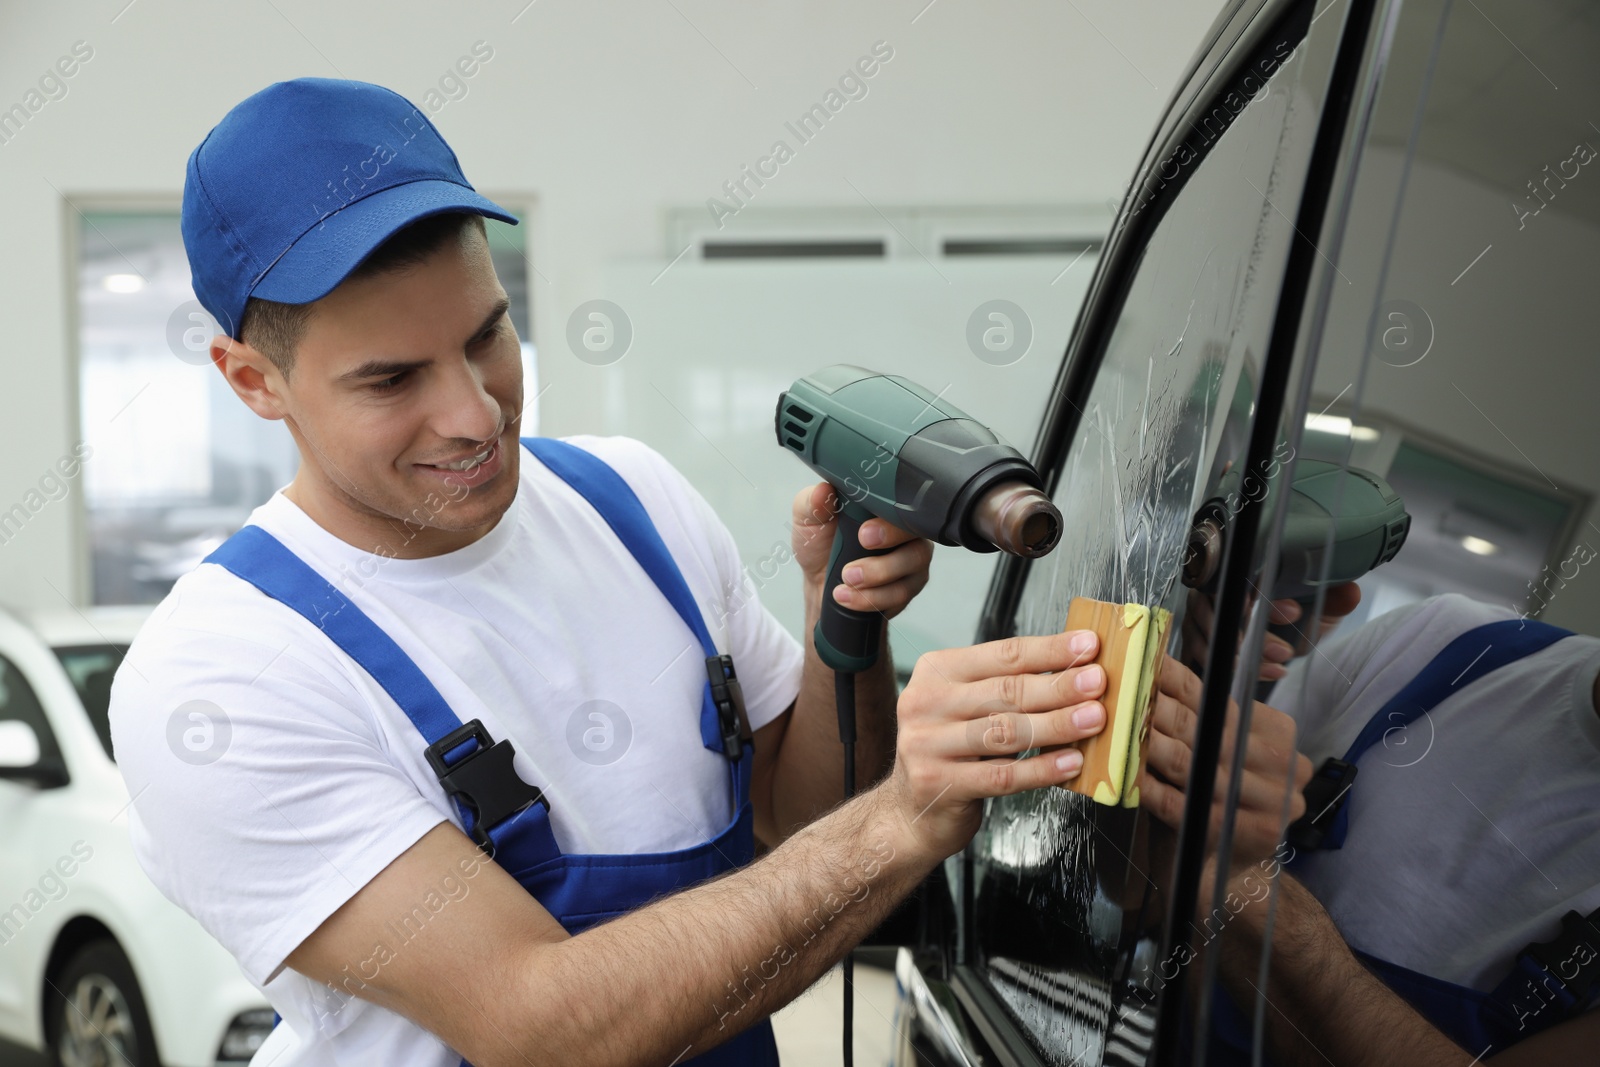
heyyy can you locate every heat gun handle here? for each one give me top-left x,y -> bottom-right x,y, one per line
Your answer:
813,500 -> 895,676
1255,598 -> 1316,702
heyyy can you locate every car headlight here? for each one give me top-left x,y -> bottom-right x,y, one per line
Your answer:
217,1007 -> 276,1063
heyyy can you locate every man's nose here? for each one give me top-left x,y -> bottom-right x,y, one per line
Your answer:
429,355 -> 503,444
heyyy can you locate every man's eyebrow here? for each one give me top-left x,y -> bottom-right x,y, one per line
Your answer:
472,296 -> 512,340
336,297 -> 512,383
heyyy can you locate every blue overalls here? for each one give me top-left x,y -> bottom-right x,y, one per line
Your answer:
204,436 -> 780,1067
1207,618 -> 1600,1063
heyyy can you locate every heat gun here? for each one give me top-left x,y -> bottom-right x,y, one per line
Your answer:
1182,458 -> 1411,604
776,364 -> 1063,675
1182,457 -> 1410,704
774,363 -> 1063,1067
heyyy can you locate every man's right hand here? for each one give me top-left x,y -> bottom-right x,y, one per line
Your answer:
279,628 -> 1107,1066
877,628 -> 1108,862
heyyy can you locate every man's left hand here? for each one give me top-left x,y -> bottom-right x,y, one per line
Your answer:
791,481 -> 934,620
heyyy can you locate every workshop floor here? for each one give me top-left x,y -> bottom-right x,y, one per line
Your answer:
770,960 -> 900,1067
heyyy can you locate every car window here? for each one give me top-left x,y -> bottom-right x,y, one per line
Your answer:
54,645 -> 125,761
963,3 -> 1340,1062
0,653 -> 65,768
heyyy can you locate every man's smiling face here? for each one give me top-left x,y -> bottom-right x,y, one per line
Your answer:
214,218 -> 524,559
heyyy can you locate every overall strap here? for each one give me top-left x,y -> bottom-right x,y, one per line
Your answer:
522,436 -> 746,760
1319,617 -> 1573,850
203,527 -> 517,846
203,525 -> 471,756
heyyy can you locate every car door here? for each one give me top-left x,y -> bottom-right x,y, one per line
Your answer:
892,0 -> 1385,1064
0,636 -> 73,1042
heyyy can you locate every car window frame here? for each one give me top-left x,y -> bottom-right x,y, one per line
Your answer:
51,643 -> 126,763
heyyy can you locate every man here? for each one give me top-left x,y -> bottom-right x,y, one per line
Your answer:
107,78 -> 1124,1067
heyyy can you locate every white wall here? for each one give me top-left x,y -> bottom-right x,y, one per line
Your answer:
0,0 -> 1228,648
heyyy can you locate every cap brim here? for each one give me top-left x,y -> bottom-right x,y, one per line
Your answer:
250,179 -> 519,305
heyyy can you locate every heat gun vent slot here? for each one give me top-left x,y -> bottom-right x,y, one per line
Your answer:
782,406 -> 814,452
1381,516 -> 1411,562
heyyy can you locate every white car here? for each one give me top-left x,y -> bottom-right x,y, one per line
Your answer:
0,604 -> 272,1066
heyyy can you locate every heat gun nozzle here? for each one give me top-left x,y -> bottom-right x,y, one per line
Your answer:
972,481 -> 1063,558
1183,517 -> 1224,590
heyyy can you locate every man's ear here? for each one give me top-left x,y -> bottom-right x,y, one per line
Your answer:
212,333 -> 290,420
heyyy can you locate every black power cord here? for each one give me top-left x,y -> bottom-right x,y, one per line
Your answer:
835,668 -> 857,1067
814,503 -> 888,1067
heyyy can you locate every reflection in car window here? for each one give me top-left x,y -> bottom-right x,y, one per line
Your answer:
966,9 -> 1327,1065
1221,0 -> 1600,1061
54,645 -> 124,761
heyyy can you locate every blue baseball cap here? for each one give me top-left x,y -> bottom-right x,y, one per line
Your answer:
181,77 -> 518,340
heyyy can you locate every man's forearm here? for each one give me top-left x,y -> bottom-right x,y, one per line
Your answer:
1219,870 -> 1474,1066
767,577 -> 899,838
490,783 -> 936,1067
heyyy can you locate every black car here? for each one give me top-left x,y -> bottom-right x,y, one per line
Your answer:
885,0 -> 1600,1063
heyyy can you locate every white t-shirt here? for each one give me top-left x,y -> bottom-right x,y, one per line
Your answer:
108,434 -> 806,1066
1271,593 -> 1600,993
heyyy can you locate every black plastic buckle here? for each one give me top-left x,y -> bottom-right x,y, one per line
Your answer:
706,654 -> 751,760
424,719 -> 547,858
1287,756 -> 1358,851
1519,909 -> 1600,1003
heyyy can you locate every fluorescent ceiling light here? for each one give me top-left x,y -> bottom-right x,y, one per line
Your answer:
103,273 -> 145,293
1306,413 -> 1379,442
1460,535 -> 1500,556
